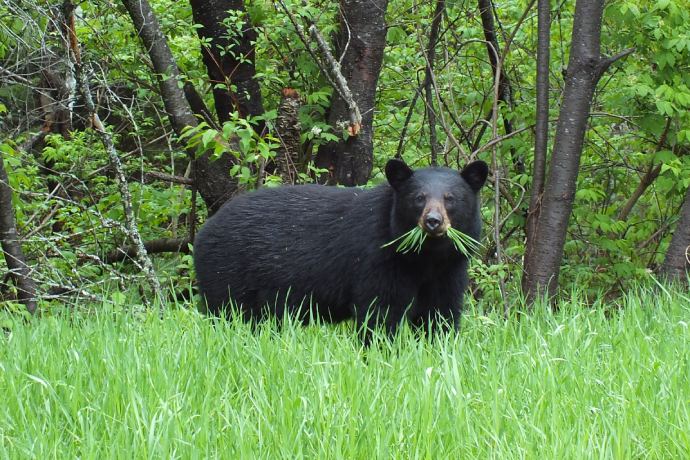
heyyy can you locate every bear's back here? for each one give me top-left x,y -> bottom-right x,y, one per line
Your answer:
193,183 -> 394,315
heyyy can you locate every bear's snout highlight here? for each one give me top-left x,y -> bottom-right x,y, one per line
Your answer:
424,212 -> 442,232
419,199 -> 450,236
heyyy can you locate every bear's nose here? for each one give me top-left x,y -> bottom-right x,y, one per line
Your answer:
424,213 -> 443,232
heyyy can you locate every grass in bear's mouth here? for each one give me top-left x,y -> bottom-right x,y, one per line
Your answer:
382,226 -> 481,256
381,226 -> 428,254
446,227 -> 482,257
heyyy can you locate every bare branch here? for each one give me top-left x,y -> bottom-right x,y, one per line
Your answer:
596,48 -> 636,79
617,117 -> 672,221
104,238 -> 191,264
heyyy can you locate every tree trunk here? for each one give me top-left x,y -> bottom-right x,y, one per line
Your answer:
274,88 -> 302,184
121,0 -> 237,214
521,0 -> 550,295
189,0 -> 265,129
0,151 -> 38,314
315,0 -> 389,186
660,184 -> 690,282
522,0 -> 633,301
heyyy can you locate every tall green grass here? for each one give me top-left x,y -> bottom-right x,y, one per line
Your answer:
0,287 -> 689,458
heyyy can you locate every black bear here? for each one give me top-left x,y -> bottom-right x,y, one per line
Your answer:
194,159 -> 488,338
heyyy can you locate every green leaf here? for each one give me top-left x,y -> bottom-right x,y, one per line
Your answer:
653,150 -> 676,163
201,128 -> 218,148
655,0 -> 670,10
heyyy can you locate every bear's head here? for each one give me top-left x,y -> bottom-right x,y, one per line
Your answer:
385,159 -> 488,243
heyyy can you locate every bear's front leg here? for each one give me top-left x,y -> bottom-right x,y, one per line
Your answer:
352,279 -> 418,345
414,271 -> 466,334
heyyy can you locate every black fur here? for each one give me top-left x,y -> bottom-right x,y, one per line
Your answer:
194,160 -> 487,338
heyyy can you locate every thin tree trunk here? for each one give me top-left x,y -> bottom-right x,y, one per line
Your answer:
475,0 -> 516,159
477,0 -> 512,108
660,185 -> 690,282
0,152 -> 38,314
189,0 -> 265,129
521,0 -> 550,295
523,0 -> 634,301
315,0 -> 389,186
424,0 -> 445,165
121,0 -> 236,213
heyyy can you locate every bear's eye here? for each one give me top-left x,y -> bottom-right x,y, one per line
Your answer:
445,194 -> 455,203
415,194 -> 426,204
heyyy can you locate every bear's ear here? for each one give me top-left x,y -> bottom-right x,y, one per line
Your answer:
385,159 -> 414,189
460,160 -> 489,192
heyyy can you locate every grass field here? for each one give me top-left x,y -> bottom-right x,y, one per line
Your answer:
1,286 -> 689,459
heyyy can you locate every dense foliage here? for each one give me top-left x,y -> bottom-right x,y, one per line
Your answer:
0,0 -> 688,309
